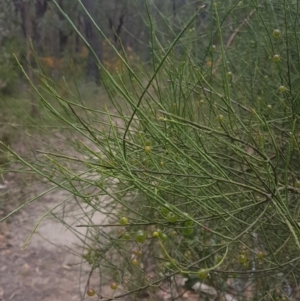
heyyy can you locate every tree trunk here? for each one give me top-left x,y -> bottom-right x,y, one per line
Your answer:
16,0 -> 37,116
82,0 -> 102,83
32,0 -> 48,55
57,0 -> 70,56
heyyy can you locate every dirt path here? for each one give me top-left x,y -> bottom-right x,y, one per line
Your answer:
0,182 -> 106,301
0,105 -> 125,301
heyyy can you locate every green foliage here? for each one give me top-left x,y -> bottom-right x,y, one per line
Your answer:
0,3 -> 24,94
0,45 -> 22,95
3,0 -> 300,300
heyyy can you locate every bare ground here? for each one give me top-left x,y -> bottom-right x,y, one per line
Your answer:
0,180 -> 108,301
0,101 -> 130,301
0,109 -> 221,301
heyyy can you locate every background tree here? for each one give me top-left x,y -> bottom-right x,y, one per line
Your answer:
0,0 -> 212,88
81,0 -> 102,83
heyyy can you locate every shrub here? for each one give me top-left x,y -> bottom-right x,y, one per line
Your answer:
3,0 -> 300,300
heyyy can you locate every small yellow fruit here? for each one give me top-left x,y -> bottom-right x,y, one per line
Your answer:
272,29 -> 281,38
122,232 -> 131,240
144,146 -> 151,153
227,71 -> 233,78
87,288 -> 96,296
119,217 -> 128,226
159,232 -> 168,242
171,230 -> 177,237
164,262 -> 174,270
132,258 -> 139,265
134,230 -> 147,243
279,85 -> 286,93
273,54 -> 280,62
133,249 -> 142,256
166,212 -> 178,223
110,282 -> 118,290
216,114 -> 224,122
238,254 -> 247,264
257,251 -> 264,259
198,269 -> 209,280
152,231 -> 159,238
184,250 -> 192,259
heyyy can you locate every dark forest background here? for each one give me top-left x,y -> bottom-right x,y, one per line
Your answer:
0,0 -> 211,93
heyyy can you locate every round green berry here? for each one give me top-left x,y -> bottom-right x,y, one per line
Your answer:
119,217 -> 128,226
257,251 -> 264,259
171,230 -> 177,237
165,261 -> 174,270
216,114 -> 224,122
87,288 -> 96,296
161,203 -> 171,216
166,212 -> 178,223
184,250 -> 192,259
238,254 -> 248,264
134,230 -> 147,244
182,226 -> 194,236
227,71 -> 233,78
231,272 -> 237,278
272,29 -> 281,38
159,232 -> 168,242
152,231 -> 159,238
131,258 -> 139,266
110,282 -> 118,290
132,248 -> 142,256
198,269 -> 209,280
279,85 -> 286,93
122,232 -> 131,240
144,146 -> 151,153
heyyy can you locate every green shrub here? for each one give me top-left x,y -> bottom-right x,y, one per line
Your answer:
3,1 -> 300,300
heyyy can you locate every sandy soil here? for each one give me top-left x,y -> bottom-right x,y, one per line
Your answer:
0,175 -> 108,301
0,106 -> 128,301
0,115 -> 203,301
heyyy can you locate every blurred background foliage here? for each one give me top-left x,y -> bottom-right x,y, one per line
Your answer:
0,0 -> 214,94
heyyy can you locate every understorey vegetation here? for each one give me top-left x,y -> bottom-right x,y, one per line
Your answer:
2,1 -> 300,300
